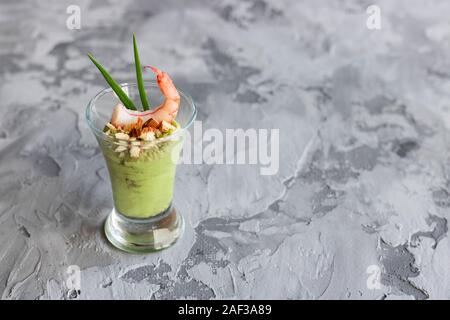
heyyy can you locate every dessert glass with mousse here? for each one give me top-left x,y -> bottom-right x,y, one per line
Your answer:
85,36 -> 196,252
86,80 -> 196,253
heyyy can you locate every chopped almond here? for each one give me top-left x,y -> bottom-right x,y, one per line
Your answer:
144,118 -> 160,128
114,145 -> 127,153
139,131 -> 155,141
160,120 -> 176,133
130,146 -> 140,158
115,132 -> 130,140
142,127 -> 156,133
129,127 -> 139,138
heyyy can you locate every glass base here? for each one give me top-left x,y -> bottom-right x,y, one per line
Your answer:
104,205 -> 184,253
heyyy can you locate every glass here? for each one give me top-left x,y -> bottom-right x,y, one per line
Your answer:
86,81 -> 197,253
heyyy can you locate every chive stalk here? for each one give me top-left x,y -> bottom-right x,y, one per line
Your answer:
133,34 -> 150,110
87,53 -> 137,110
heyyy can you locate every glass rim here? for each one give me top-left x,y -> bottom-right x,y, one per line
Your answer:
85,81 -> 197,143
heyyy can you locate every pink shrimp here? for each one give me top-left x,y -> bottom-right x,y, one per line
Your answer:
110,66 -> 180,128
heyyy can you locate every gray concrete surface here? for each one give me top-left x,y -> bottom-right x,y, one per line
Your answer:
1,0 -> 450,299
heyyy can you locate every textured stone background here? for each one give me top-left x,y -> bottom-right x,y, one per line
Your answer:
1,0 -> 450,300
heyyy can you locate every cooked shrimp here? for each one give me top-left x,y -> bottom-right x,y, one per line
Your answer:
110,66 -> 180,128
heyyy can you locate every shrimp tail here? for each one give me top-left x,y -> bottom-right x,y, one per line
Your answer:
144,66 -> 180,102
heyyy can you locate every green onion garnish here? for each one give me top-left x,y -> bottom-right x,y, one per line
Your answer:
133,34 -> 150,111
87,53 -> 137,110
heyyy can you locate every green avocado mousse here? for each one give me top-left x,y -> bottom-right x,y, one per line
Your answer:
101,118 -> 182,219
85,34 -> 196,252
